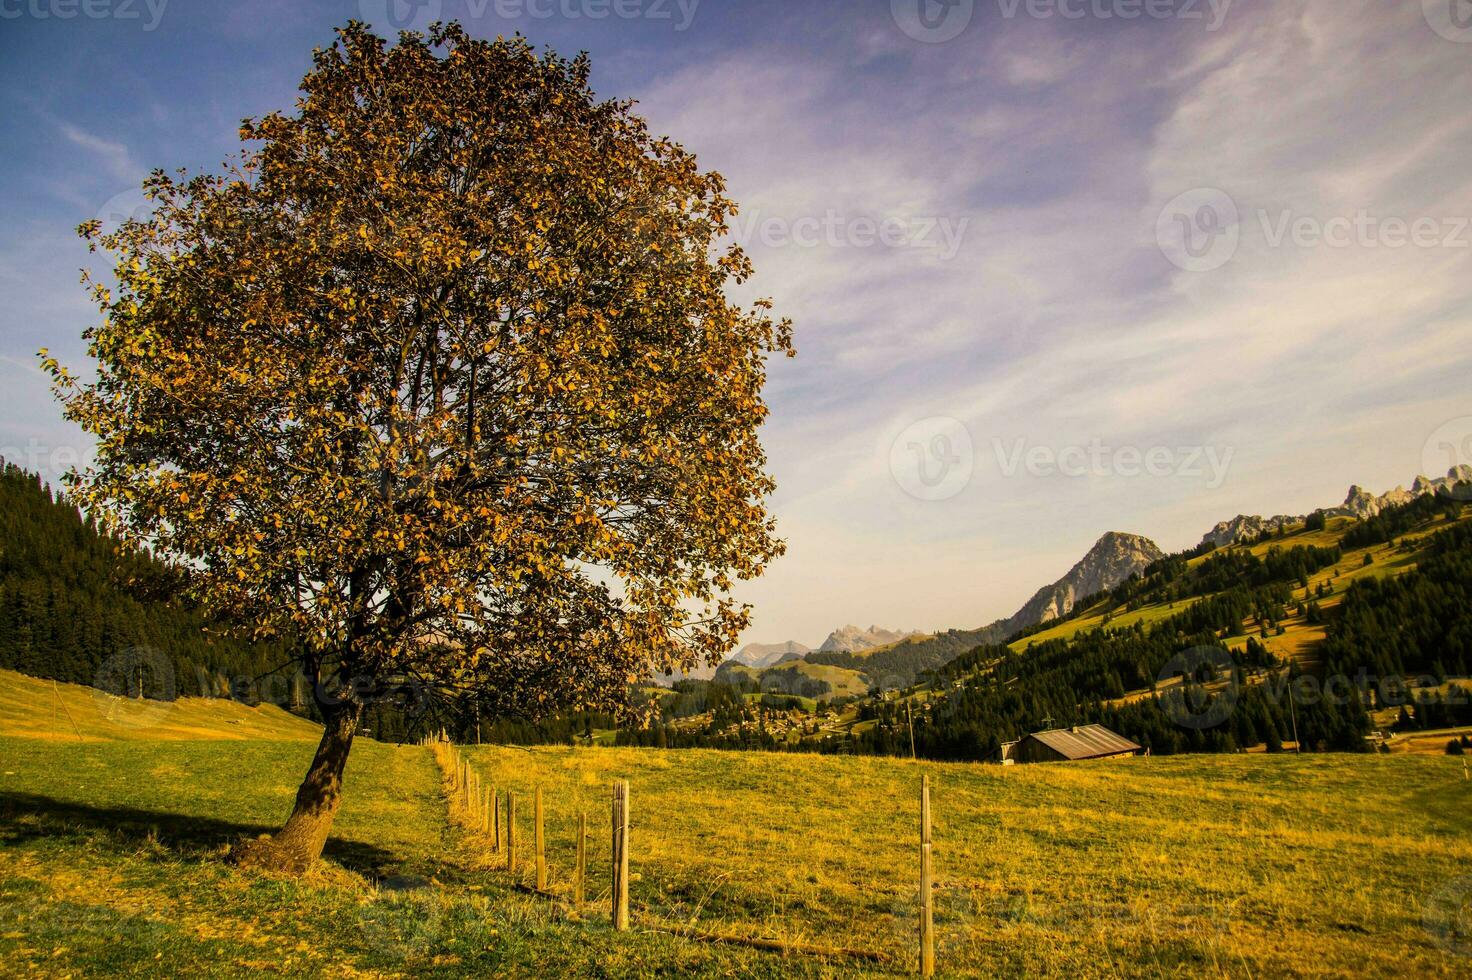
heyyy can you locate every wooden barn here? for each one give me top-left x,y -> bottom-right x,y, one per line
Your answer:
999,724 -> 1141,764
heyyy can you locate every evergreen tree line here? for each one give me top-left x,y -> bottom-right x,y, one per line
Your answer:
0,462 -> 289,704
1318,518 -> 1472,686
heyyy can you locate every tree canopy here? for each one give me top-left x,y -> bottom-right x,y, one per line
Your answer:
45,21 -> 791,870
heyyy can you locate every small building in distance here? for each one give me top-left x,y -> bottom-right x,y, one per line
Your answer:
999,724 -> 1141,764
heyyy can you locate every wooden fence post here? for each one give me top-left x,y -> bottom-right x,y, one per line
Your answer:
535,786 -> 547,891
919,774 -> 934,977
507,792 -> 518,874
611,780 -> 630,930
492,787 -> 501,851
575,811 -> 587,905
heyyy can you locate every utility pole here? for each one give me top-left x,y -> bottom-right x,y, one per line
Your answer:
906,698 -> 916,760
1288,669 -> 1301,754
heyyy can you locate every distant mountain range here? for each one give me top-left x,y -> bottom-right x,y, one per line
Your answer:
659,464 -> 1472,691
818,625 -> 918,653
725,626 -> 920,670
697,530 -> 1164,692
727,640 -> 811,669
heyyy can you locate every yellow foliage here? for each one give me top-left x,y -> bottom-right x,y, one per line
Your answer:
47,22 -> 793,727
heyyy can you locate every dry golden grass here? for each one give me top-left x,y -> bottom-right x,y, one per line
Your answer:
2,696 -> 1469,977
463,743 -> 1472,977
0,668 -> 321,742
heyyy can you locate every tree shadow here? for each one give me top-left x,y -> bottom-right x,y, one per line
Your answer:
0,791 -> 401,877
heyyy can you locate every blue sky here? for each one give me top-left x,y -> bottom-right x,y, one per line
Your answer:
2,0 -> 1470,647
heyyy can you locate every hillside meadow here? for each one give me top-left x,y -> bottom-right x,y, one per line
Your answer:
2,675 -> 1470,977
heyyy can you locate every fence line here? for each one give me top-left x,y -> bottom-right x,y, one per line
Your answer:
422,734 -> 925,970
920,773 -> 934,977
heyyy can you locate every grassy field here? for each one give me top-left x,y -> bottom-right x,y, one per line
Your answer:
0,668 -> 322,742
3,673 -> 1471,977
719,660 -> 872,701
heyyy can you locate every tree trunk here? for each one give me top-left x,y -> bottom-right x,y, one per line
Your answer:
232,697 -> 362,874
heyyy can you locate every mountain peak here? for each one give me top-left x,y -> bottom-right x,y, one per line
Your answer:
817,624 -> 916,653
1005,532 -> 1163,632
1090,530 -> 1154,551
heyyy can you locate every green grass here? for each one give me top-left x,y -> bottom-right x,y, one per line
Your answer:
720,660 -> 871,700
0,734 -> 804,978
4,672 -> 1472,977
783,662 -> 870,698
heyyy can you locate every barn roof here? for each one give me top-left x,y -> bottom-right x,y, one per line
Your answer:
1026,724 -> 1140,760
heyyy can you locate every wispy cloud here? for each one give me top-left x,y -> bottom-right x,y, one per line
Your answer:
56,122 -> 140,183
632,1 -> 1472,643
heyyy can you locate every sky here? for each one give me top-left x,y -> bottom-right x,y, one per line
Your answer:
1,0 -> 1470,650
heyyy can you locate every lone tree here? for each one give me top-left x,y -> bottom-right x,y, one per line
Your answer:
47,22 -> 791,873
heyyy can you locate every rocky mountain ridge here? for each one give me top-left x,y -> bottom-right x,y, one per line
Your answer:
713,531 -> 1165,683
1200,465 -> 1472,547
971,531 -> 1165,643
817,624 -> 918,653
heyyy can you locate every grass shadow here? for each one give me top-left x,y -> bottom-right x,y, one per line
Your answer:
0,791 -> 402,875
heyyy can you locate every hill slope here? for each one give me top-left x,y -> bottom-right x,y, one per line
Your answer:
888,494 -> 1472,760
0,668 -> 321,742
0,697 -> 1466,978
